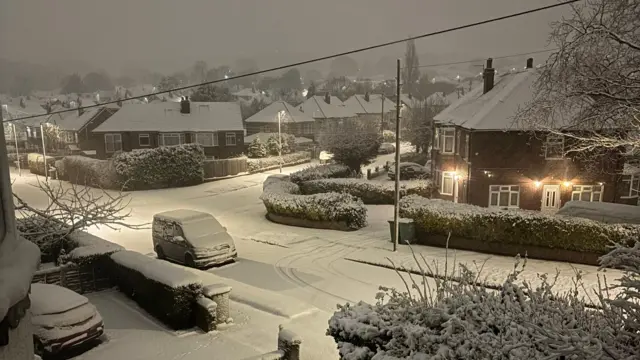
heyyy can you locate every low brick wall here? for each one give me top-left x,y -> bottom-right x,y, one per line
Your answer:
242,325 -> 302,360
266,213 -> 355,232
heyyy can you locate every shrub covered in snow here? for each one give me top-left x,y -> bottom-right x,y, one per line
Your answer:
16,215 -> 73,263
61,156 -> 119,189
382,130 -> 396,143
260,175 -> 367,230
27,153 -> 55,176
378,143 -> 396,154
113,144 -> 205,190
247,137 -> 267,158
300,179 -> 435,205
110,250 -> 203,329
327,242 -> 640,359
399,195 -> 637,254
247,151 -> 311,173
290,164 -> 356,184
318,119 -> 382,172
61,231 -> 124,267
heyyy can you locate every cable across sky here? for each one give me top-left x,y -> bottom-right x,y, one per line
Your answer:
2,0 -> 579,124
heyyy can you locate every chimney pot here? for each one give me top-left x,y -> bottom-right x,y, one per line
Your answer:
486,58 -> 493,69
180,96 -> 191,114
482,58 -> 496,94
526,58 -> 534,69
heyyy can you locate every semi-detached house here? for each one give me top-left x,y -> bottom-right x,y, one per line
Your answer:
91,99 -> 245,159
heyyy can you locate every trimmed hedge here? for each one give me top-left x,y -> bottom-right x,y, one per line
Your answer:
27,153 -> 55,176
64,231 -> 124,267
260,175 -> 367,230
110,251 -> 203,329
290,164 -> 355,184
399,195 -> 637,254
61,156 -> 119,189
113,144 -> 205,190
300,179 -> 435,204
247,151 -> 311,173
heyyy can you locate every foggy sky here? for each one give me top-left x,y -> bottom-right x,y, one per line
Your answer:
0,0 -> 569,75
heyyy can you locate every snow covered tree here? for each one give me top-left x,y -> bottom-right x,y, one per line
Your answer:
247,137 -> 267,158
266,135 -> 280,156
318,119 -> 381,172
516,0 -> 640,159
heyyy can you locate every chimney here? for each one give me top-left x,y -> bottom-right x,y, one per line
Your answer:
324,92 -> 330,104
526,58 -> 534,69
180,96 -> 191,114
482,58 -> 495,94
364,92 -> 370,102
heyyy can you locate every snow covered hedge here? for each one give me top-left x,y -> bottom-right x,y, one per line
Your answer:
300,179 -> 436,205
327,242 -> 640,359
290,164 -> 356,184
399,195 -> 637,254
62,231 -> 124,267
247,151 -> 311,173
27,153 -> 55,176
61,156 -> 119,189
110,250 -> 203,329
261,175 -> 367,230
113,144 -> 205,190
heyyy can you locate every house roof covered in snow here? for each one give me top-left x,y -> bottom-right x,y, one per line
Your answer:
244,100 -> 315,123
92,101 -> 243,132
51,106 -> 118,131
298,96 -> 356,119
342,94 -> 395,114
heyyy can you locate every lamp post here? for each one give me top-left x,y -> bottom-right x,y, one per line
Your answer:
40,123 -> 48,181
12,123 -> 20,176
277,110 -> 284,173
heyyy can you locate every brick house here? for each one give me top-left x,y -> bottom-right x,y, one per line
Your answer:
298,94 -> 358,135
91,99 -> 245,159
49,105 -> 119,155
342,93 -> 395,130
431,58 -> 624,213
244,100 -> 316,140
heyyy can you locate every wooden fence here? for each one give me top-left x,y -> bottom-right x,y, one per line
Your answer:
203,158 -> 248,178
31,262 -> 113,294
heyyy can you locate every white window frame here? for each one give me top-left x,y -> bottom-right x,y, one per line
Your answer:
196,132 -> 218,147
627,175 -> 640,197
571,185 -> 603,202
158,133 -> 185,147
62,131 -> 75,143
105,133 -> 122,153
225,132 -> 237,146
438,127 -> 455,154
138,133 -> 150,147
544,134 -> 564,160
488,185 -> 520,209
441,171 -> 455,195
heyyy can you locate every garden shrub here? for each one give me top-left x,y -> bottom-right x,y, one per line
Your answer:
399,151 -> 429,166
290,164 -> 356,184
247,151 -> 311,173
247,138 -> 267,158
399,195 -> 637,254
27,153 -> 55,176
110,250 -> 203,330
63,231 -> 124,267
260,175 -> 367,230
113,144 -> 205,190
54,159 -> 66,180
62,156 -> 119,189
382,130 -> 396,143
16,215 -> 73,263
300,179 -> 435,204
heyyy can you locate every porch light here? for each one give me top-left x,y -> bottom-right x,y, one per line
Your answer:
563,181 -> 572,188
533,180 -> 541,188
598,182 -> 604,186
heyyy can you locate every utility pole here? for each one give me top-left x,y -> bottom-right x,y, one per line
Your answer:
380,93 -> 385,134
393,59 -> 402,252
277,110 -> 283,173
12,124 -> 21,176
40,123 -> 48,181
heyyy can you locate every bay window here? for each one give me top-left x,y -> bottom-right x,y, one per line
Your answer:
571,185 -> 603,202
158,133 -> 185,146
196,132 -> 218,147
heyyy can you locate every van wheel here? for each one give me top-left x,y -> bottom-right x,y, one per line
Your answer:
155,246 -> 166,260
185,254 -> 196,268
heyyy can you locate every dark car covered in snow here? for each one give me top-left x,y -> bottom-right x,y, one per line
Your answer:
31,283 -> 104,357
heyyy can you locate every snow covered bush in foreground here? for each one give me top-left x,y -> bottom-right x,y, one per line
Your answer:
290,164 -> 357,184
327,242 -> 640,359
113,143 -> 205,190
247,151 -> 311,172
399,195 -> 637,254
261,175 -> 367,229
300,178 -> 435,204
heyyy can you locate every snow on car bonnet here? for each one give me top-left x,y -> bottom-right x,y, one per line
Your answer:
30,283 -> 89,316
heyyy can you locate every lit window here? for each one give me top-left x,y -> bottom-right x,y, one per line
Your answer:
105,133 -> 122,153
225,132 -> 237,146
158,133 -> 185,146
139,134 -> 150,146
196,132 -> 218,147
441,171 -> 455,195
489,185 -> 520,208
571,185 -> 603,202
544,134 -> 564,159
438,128 -> 455,154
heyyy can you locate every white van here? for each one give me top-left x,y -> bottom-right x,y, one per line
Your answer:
152,209 -> 237,268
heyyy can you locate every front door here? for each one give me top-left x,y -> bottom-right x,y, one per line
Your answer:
541,185 -> 561,212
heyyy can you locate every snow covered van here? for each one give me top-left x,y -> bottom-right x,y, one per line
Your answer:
152,209 -> 237,268
557,200 -> 640,224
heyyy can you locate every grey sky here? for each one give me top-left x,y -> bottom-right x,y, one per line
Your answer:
0,0 -> 569,75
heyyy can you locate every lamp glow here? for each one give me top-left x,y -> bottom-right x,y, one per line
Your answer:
563,181 -> 572,187
534,181 -> 541,188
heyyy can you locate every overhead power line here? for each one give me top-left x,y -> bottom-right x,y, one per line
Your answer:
411,48 -> 558,70
3,0 -> 579,124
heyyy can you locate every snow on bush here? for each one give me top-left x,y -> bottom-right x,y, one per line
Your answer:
247,151 -> 311,173
27,153 -> 55,176
247,137 -> 267,158
62,231 -> 124,267
399,195 -> 638,254
290,164 -> 356,184
327,242 -> 640,359
260,175 -> 367,230
300,179 -> 435,205
16,215 -> 73,263
61,155 -> 119,189
382,130 -> 396,143
113,143 -> 205,190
